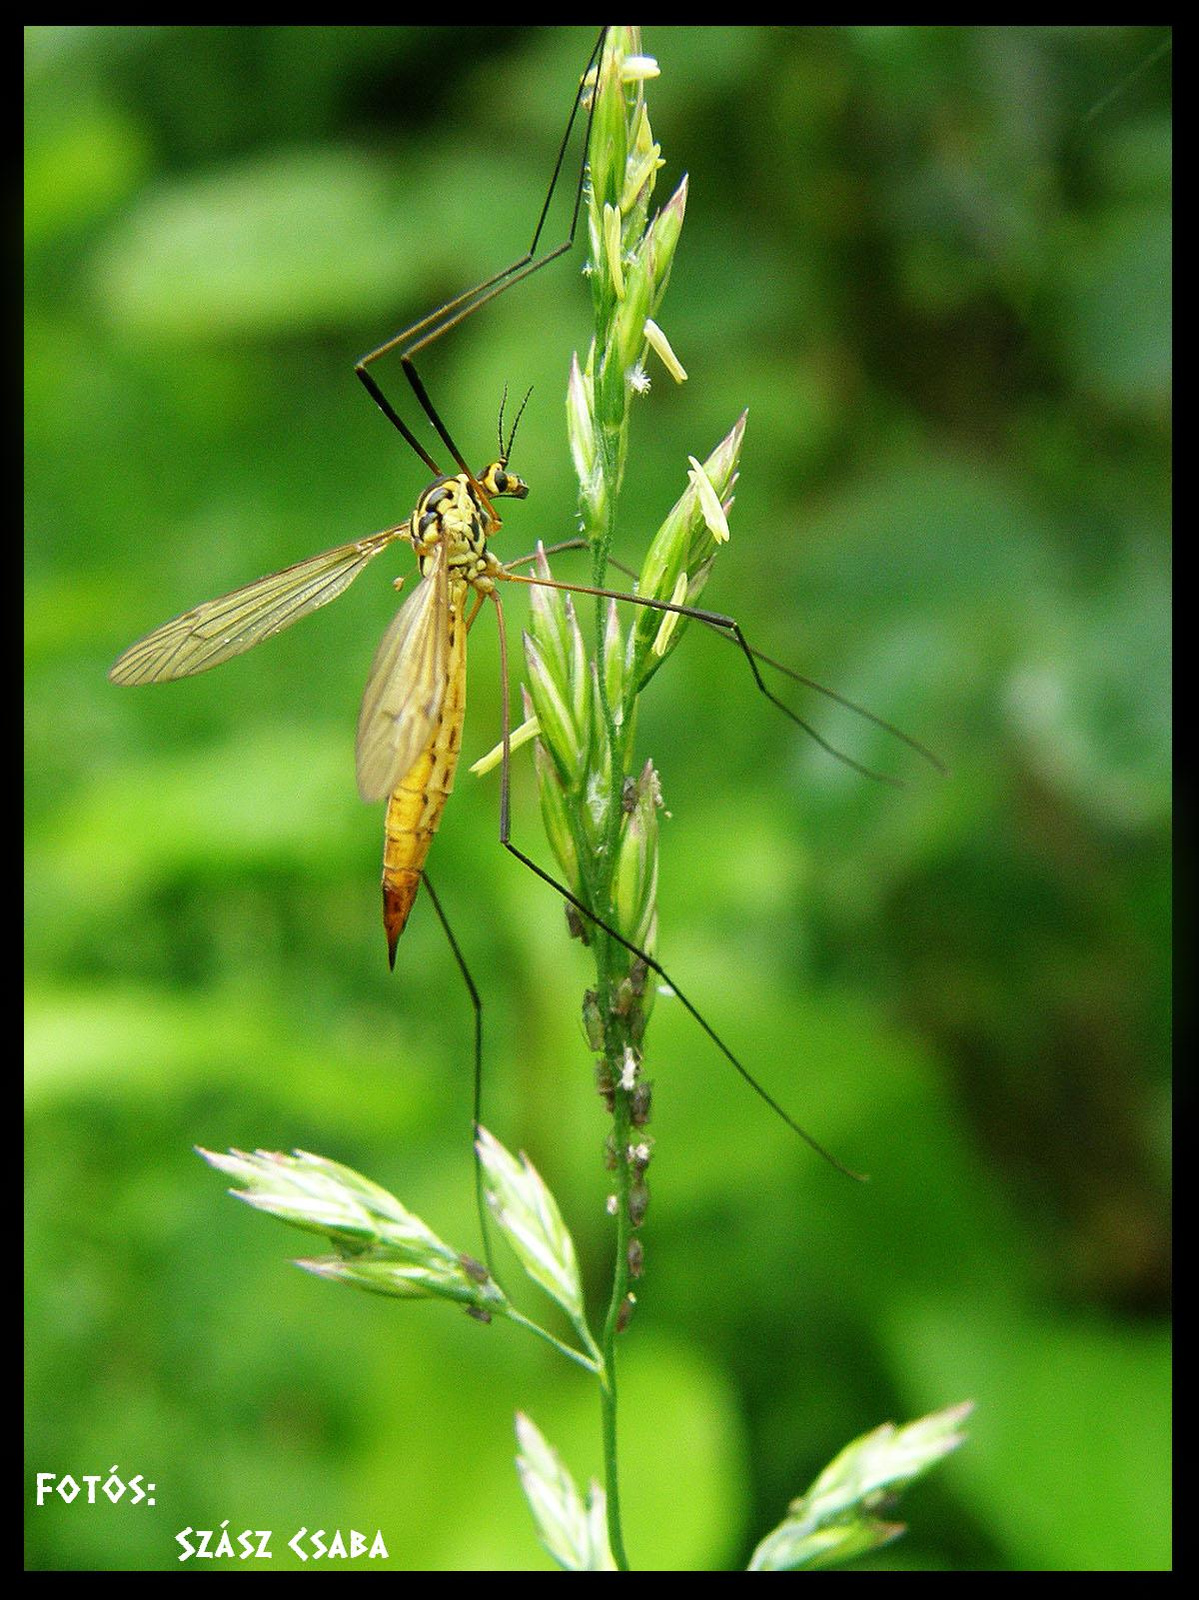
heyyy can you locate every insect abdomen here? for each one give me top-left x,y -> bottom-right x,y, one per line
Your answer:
381,589 -> 469,966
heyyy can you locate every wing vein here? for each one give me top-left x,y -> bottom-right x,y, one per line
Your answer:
356,542 -> 450,802
109,527 -> 406,685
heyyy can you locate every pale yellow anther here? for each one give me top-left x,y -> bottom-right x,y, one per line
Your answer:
651,570 -> 689,657
470,715 -> 541,777
644,319 -> 687,384
687,456 -> 730,544
581,54 -> 660,91
622,54 -> 660,83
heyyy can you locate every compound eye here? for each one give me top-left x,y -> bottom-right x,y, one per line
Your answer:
492,469 -> 509,495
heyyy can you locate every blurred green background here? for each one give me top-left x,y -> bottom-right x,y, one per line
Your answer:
25,24 -> 1170,1572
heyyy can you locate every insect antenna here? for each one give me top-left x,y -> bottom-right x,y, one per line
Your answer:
499,384 -> 535,466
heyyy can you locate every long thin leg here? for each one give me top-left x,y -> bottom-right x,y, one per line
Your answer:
502,536 -> 597,571
493,591 -> 514,843
421,869 -> 501,1279
365,27 -> 606,368
498,568 -> 946,784
489,591 -> 867,1182
355,27 -> 609,478
500,545 -> 947,778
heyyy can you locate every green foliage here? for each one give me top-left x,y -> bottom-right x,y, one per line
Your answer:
748,1403 -> 974,1569
199,1134 -> 968,1570
26,24 -> 1170,1572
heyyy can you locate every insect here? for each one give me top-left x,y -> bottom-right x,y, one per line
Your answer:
110,27 -> 608,969
109,26 -> 941,1182
109,397 -> 535,966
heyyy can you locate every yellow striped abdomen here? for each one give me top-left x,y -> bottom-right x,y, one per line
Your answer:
381,584 -> 469,966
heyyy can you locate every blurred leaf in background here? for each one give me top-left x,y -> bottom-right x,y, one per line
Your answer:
26,26 -> 1169,1571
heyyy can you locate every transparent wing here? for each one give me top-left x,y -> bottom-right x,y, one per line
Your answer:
109,526 -> 407,686
355,540 -> 449,803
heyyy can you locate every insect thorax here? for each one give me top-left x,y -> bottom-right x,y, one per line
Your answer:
411,472 -> 515,593
410,475 -> 494,585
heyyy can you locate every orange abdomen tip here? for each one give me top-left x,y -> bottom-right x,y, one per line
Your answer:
384,874 -> 423,969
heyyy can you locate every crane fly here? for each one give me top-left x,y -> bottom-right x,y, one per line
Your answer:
110,400 -> 533,968
109,26 -> 942,1187
110,27 -> 608,970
